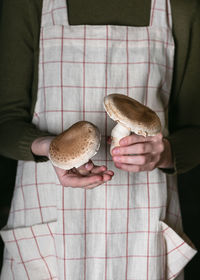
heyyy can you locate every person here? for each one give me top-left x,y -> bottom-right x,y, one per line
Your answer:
0,0 -> 199,279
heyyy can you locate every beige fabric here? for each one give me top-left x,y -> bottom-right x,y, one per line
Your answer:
0,0 -> 197,279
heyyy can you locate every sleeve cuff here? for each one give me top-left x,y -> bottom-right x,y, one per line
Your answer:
18,126 -> 54,162
166,128 -> 200,174
0,120 -> 54,162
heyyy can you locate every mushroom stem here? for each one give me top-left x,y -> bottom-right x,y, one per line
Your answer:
110,122 -> 131,153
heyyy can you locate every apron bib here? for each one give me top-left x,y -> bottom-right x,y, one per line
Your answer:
1,0 -> 197,279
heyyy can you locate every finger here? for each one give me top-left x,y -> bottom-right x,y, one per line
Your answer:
84,183 -> 102,190
113,154 -> 152,165
102,173 -> 113,181
84,174 -> 113,189
103,170 -> 114,176
90,165 -> 107,174
114,162 -> 149,172
119,133 -> 151,146
114,162 -> 141,172
84,160 -> 94,170
84,181 -> 106,189
77,160 -> 94,175
112,142 -> 153,156
89,169 -> 114,181
91,165 -> 114,175
152,132 -> 163,142
119,133 -> 150,146
62,174 -> 103,188
114,161 -> 157,172
90,167 -> 114,180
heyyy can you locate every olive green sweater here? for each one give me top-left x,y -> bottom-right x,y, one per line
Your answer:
0,0 -> 200,174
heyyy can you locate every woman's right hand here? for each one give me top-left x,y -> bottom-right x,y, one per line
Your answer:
31,136 -> 114,189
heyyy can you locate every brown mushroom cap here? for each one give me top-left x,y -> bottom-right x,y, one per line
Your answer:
104,94 -> 161,136
49,121 -> 101,169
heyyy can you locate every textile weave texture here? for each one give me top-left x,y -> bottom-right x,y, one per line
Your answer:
0,0 -> 196,279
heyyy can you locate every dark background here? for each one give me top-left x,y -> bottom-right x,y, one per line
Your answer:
0,155 -> 200,277
0,0 -> 199,277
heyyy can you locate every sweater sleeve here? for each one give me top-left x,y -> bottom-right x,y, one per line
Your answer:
167,0 -> 200,174
0,0 -> 52,161
0,0 -> 200,172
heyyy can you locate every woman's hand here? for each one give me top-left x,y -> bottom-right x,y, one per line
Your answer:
54,160 -> 114,189
31,136 -> 114,189
111,133 -> 174,172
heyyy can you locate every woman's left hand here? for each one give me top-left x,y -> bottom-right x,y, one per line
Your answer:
111,133 -> 174,172
53,160 -> 114,189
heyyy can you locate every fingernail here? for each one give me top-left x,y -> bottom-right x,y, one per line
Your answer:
85,163 -> 90,169
112,148 -> 119,154
113,156 -> 121,162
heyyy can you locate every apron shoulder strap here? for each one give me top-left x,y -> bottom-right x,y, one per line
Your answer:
41,0 -> 69,27
150,0 -> 173,29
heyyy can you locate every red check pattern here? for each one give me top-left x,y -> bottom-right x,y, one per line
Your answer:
0,0 -> 196,279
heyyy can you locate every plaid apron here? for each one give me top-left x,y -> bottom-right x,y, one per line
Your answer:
0,0 -> 197,279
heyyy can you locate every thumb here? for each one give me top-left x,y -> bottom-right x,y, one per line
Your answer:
77,160 -> 94,175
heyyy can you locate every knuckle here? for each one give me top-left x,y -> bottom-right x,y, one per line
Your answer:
126,156 -> 132,164
138,144 -> 145,154
139,156 -> 146,165
147,154 -> 152,164
154,143 -> 163,154
156,133 -> 163,141
149,162 -> 156,171
119,147 -> 125,155
130,134 -> 137,144
159,143 -> 164,153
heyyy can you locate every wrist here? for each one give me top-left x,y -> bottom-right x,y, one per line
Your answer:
31,136 -> 55,157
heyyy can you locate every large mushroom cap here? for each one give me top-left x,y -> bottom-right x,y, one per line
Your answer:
104,93 -> 161,136
49,121 -> 101,169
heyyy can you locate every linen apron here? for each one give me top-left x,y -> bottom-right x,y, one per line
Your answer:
0,0 -> 197,279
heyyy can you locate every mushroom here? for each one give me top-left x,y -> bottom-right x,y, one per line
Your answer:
49,121 -> 101,169
104,94 -> 161,153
